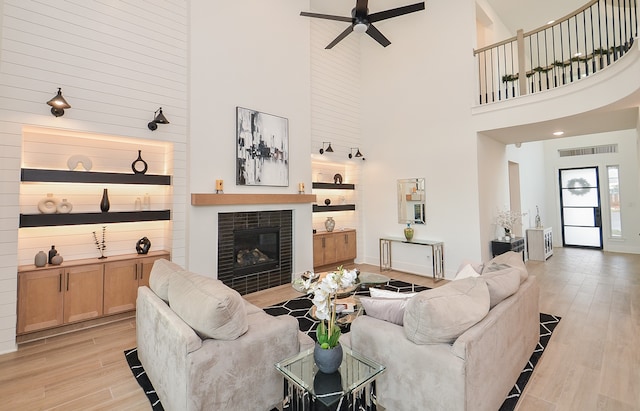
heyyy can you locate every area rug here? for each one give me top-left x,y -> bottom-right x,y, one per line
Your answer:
124,279 -> 560,411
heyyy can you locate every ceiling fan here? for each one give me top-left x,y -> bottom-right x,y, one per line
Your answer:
301,0 -> 425,49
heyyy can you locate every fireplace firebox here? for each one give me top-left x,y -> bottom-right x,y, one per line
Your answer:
218,210 -> 292,295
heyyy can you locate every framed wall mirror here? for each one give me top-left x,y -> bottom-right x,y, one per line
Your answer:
398,178 -> 426,224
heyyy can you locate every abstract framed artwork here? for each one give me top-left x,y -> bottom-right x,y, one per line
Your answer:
236,107 -> 289,186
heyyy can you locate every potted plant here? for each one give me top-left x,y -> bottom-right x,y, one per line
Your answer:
297,266 -> 358,373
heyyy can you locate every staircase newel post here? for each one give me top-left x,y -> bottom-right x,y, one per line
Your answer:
517,29 -> 527,96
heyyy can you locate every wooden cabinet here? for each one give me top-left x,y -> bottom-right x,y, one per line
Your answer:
17,250 -> 169,335
17,268 -> 64,334
17,264 -> 103,334
527,227 -> 553,261
103,253 -> 169,315
313,230 -> 356,269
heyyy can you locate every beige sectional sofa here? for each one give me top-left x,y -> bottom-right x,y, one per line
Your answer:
343,251 -> 540,411
136,259 -> 314,411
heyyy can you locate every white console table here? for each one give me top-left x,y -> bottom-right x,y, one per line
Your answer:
379,237 -> 445,282
526,227 -> 553,261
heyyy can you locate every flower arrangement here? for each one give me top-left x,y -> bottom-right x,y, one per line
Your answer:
298,266 -> 358,349
496,209 -> 527,234
92,226 -> 107,259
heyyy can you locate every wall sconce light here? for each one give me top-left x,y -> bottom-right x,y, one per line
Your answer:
46,88 -> 71,117
147,107 -> 170,130
319,142 -> 334,154
348,147 -> 365,160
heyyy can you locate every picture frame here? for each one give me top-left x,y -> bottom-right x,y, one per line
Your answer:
236,107 -> 289,186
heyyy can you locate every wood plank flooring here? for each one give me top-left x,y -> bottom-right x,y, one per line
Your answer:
0,248 -> 638,410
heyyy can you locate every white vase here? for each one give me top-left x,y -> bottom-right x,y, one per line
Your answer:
57,199 -> 73,214
38,193 -> 59,214
325,217 -> 335,232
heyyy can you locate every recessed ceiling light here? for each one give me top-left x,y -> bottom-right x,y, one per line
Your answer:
553,131 -> 564,136
574,52 -> 582,57
547,20 -> 555,25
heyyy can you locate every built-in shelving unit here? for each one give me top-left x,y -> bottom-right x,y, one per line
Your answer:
21,168 -> 171,185
312,182 -> 355,190
19,210 -> 171,228
312,181 -> 356,213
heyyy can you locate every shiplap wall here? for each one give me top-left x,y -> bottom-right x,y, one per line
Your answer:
309,17 -> 364,254
0,0 -> 188,354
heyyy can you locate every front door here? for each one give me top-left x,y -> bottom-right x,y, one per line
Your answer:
559,167 -> 603,249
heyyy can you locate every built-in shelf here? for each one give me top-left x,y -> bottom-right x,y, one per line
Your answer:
21,168 -> 171,185
19,210 -> 171,227
312,182 -> 355,190
312,204 -> 356,212
191,193 -> 317,206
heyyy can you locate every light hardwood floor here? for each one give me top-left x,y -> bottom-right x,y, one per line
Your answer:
0,248 -> 638,410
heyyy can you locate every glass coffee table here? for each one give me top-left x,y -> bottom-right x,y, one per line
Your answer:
275,347 -> 385,411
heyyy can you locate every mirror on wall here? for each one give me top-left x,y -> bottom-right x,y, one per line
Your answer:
397,178 -> 426,224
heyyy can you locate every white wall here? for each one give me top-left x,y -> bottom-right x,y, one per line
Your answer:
543,130 -> 640,253
0,0 -> 188,354
359,0 -> 481,277
187,0 -> 313,277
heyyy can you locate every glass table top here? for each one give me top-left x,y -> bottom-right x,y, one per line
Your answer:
380,236 -> 443,246
275,347 -> 385,407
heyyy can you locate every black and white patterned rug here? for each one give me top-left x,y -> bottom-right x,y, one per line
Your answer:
125,279 -> 560,411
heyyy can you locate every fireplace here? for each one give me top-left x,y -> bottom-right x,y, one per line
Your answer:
218,210 -> 292,295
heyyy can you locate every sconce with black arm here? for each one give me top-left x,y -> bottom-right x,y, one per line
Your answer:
348,147 -> 365,160
147,107 -> 170,131
46,88 -> 71,117
319,142 -> 334,154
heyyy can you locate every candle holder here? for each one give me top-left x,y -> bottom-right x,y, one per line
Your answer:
298,182 -> 305,194
216,179 -> 224,194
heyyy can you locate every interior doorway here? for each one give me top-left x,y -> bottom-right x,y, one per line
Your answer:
508,161 -> 522,236
559,167 -> 603,249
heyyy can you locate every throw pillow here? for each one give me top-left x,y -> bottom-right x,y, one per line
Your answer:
168,270 -> 248,340
483,251 -> 528,283
480,268 -> 521,308
148,258 -> 184,303
369,287 -> 417,299
360,296 -> 411,325
403,277 -> 490,344
453,263 -> 480,281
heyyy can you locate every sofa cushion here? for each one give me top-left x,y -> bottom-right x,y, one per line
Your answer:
168,270 -> 248,340
483,251 -> 528,283
149,259 -> 185,302
360,296 -> 410,325
481,268 -> 521,308
403,277 -> 490,344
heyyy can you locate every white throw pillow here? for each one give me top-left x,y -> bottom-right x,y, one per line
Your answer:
403,277 -> 490,344
360,296 -> 411,325
369,287 -> 417,299
454,263 -> 480,281
480,268 -> 521,308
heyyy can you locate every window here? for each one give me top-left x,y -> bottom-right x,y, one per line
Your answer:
606,165 -> 621,238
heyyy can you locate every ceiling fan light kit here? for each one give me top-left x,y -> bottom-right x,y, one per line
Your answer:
301,0 -> 425,49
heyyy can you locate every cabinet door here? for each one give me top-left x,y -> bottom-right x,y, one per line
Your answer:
17,268 -> 64,334
138,253 -> 169,288
313,235 -> 325,268
335,231 -> 357,262
103,260 -> 138,315
64,264 -> 103,323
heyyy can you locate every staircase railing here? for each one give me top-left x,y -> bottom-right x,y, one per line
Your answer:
474,0 -> 638,105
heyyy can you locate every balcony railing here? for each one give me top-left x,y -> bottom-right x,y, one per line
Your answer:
474,0 -> 638,105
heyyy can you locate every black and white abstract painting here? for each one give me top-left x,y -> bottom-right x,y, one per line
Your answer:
236,107 -> 289,186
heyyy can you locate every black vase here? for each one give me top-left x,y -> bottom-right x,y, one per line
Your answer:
48,245 -> 57,265
100,188 -> 110,212
131,150 -> 148,174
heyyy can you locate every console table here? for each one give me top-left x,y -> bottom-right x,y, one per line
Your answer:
491,237 -> 525,259
379,237 -> 445,282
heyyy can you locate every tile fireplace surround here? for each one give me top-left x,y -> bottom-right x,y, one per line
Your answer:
217,210 -> 293,295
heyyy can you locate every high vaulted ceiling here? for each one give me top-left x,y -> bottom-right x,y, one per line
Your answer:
484,0 -> 588,33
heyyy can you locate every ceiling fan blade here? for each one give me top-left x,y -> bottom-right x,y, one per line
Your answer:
300,11 -> 352,23
368,2 -> 425,23
326,25 -> 355,49
366,24 -> 391,47
355,0 -> 369,13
